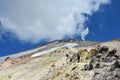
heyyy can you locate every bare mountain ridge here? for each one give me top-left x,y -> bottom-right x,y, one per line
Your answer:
0,39 -> 98,62
0,39 -> 120,80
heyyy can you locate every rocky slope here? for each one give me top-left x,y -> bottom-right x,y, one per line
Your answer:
0,39 -> 120,80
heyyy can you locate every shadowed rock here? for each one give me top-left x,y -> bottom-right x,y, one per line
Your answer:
84,64 -> 90,70
96,54 -> 102,59
107,48 -> 117,57
95,63 -> 100,68
85,62 -> 94,70
89,63 -> 94,70
114,55 -> 119,60
98,46 -> 109,53
110,60 -> 120,71
5,57 -> 10,61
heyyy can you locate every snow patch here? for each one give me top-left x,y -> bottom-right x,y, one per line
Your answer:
31,43 -> 78,57
0,43 -> 78,61
0,46 -> 46,62
31,47 -> 59,57
64,43 -> 78,48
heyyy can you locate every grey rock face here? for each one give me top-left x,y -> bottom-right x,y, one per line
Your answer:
107,48 -> 117,57
110,60 -> 120,71
98,46 -> 109,53
90,45 -> 120,80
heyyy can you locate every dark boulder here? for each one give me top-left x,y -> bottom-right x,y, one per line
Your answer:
110,60 -> 120,71
95,63 -> 100,68
96,54 -> 102,59
107,48 -> 117,57
83,63 -> 94,71
89,63 -> 94,70
114,55 -> 119,60
84,64 -> 89,70
98,46 -> 109,53
5,57 -> 10,61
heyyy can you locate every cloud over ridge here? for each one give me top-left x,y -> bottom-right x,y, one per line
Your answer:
0,0 -> 111,43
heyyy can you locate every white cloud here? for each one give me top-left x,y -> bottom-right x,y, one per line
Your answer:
0,0 -> 111,43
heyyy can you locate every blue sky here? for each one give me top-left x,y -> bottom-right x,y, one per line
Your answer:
87,0 -> 120,41
0,0 -> 120,56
